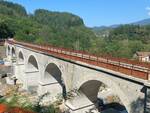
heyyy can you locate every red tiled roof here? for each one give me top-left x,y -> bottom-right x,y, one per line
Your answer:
136,52 -> 150,57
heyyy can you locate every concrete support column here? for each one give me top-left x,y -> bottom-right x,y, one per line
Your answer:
6,47 -> 12,63
65,93 -> 99,113
38,81 -> 62,102
11,62 -> 17,75
24,70 -> 40,90
15,63 -> 25,83
4,46 -> 12,65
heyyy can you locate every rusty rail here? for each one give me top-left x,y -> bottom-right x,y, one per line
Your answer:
7,40 -> 150,80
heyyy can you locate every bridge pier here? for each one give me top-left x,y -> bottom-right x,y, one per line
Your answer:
6,55 -> 12,63
24,70 -> 40,91
65,93 -> 99,113
38,80 -> 62,102
37,62 -> 65,102
6,45 -> 11,61
15,63 -> 25,83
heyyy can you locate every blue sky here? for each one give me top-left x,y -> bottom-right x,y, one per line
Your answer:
7,0 -> 150,27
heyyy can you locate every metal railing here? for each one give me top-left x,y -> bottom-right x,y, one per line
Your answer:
7,40 -> 150,80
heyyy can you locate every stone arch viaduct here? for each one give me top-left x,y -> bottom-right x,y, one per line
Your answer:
4,39 -> 150,113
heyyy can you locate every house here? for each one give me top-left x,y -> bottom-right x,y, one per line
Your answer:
134,52 -> 150,62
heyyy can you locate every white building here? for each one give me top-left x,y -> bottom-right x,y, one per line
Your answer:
134,52 -> 150,62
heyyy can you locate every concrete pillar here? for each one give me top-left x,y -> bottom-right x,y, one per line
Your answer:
24,70 -> 40,90
15,63 -> 25,83
65,93 -> 99,113
6,46 -> 12,63
6,46 -> 10,58
38,81 -> 62,102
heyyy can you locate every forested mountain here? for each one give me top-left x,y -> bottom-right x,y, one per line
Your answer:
0,1 -> 96,51
1,1 -> 150,59
34,9 -> 84,28
0,1 -> 27,16
91,24 -> 150,58
92,26 -> 112,37
92,18 -> 150,37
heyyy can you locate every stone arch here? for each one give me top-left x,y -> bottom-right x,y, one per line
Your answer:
11,47 -> 16,57
18,51 -> 24,63
23,54 -> 40,91
27,55 -> 38,71
79,80 -> 103,103
76,74 -> 129,112
43,63 -> 66,99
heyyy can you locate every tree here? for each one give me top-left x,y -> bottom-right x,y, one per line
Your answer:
0,21 -> 14,39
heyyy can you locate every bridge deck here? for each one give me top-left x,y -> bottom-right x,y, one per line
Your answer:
7,40 -> 150,80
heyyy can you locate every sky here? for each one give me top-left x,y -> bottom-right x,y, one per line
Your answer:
7,0 -> 150,27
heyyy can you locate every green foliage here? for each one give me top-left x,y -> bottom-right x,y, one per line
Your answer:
33,104 -> 60,113
0,93 -> 61,113
0,1 -> 96,52
0,0 -> 27,16
92,27 -> 112,37
34,9 -> 84,28
1,0 -> 150,59
0,94 -> 33,111
108,24 -> 150,44
33,92 -> 60,113
92,24 -> 150,58
0,21 -> 14,39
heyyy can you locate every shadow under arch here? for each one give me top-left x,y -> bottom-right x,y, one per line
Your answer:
79,80 -> 102,103
78,80 -> 127,112
43,63 -> 67,99
102,102 -> 126,112
27,55 -> 38,71
11,47 -> 16,57
7,45 -> 10,55
18,51 -> 24,63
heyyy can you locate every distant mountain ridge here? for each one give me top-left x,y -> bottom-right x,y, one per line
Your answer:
93,18 -> 150,30
132,18 -> 150,25
92,18 -> 150,37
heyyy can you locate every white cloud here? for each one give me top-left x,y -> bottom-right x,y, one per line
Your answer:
147,12 -> 150,16
146,7 -> 150,10
146,7 -> 150,16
